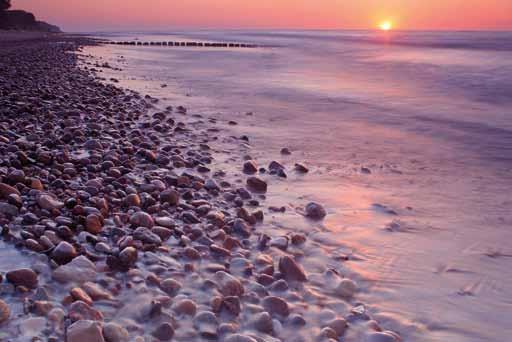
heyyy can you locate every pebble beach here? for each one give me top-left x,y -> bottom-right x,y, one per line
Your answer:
0,34 -> 403,342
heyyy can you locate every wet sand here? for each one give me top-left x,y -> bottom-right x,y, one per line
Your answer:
0,34 -> 402,342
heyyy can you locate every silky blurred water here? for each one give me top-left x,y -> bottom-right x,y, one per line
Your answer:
87,30 -> 512,341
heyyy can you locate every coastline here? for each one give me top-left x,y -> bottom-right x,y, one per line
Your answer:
85,30 -> 512,342
0,34 -> 402,341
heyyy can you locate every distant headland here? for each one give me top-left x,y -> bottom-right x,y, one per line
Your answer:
0,0 -> 60,32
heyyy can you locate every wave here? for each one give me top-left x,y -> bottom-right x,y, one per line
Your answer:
89,30 -> 512,52
238,30 -> 512,52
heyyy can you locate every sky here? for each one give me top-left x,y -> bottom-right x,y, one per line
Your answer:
13,0 -> 512,32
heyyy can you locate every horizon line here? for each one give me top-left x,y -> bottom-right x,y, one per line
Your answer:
68,27 -> 512,34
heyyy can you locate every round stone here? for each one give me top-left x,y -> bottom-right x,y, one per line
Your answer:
326,318 -> 348,336
281,148 -> 291,155
335,278 -> 358,298
37,194 -> 64,211
160,278 -> 182,297
243,161 -> 258,174
294,163 -> 309,173
261,296 -> 290,317
85,214 -> 103,234
172,299 -> 197,316
305,202 -> 326,220
152,322 -> 174,341
66,320 -> 105,342
252,311 -> 273,334
278,256 -> 307,282
225,334 -> 258,342
246,177 -> 267,193
124,193 -> 141,207
52,241 -> 77,264
103,322 -> 129,342
130,211 -> 154,228
193,311 -> 218,338
160,189 -> 180,206
367,332 -> 401,342
0,299 -> 10,324
6,268 -> 38,289
214,271 -> 244,297
119,247 -> 138,266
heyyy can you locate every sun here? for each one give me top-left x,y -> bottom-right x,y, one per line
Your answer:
379,21 -> 393,31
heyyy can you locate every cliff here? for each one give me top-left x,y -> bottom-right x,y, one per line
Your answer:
0,10 -> 61,32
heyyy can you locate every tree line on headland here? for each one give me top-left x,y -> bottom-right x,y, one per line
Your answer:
0,0 -> 61,32
0,0 -> 12,11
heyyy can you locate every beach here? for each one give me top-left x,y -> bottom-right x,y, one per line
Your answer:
1,30 -> 512,342
0,33 -> 403,342
85,30 -> 512,341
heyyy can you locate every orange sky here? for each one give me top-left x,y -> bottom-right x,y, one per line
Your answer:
14,0 -> 512,31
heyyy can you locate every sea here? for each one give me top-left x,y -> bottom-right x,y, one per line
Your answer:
83,30 -> 512,342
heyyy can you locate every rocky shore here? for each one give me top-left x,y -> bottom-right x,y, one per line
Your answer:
0,35 -> 402,341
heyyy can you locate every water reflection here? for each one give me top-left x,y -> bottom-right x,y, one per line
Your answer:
85,30 -> 512,341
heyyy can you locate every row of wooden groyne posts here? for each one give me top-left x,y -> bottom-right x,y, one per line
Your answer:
106,41 -> 260,48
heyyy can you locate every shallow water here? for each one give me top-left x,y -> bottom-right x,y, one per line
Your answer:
0,240 -> 32,273
86,30 -> 512,341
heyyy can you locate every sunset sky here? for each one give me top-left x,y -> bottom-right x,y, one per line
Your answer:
14,0 -> 512,32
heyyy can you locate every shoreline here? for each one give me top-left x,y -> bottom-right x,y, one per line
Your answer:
86,29 -> 512,342
0,33 -> 402,341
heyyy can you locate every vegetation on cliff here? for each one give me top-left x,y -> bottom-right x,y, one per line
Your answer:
0,0 -> 60,32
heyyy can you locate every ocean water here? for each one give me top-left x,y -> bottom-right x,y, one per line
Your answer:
86,30 -> 512,341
